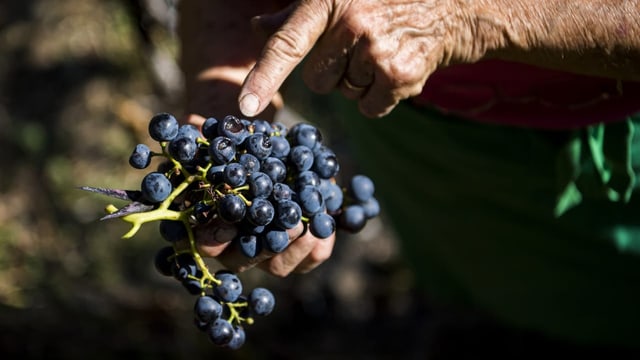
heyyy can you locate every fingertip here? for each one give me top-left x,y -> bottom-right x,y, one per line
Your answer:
239,92 -> 261,117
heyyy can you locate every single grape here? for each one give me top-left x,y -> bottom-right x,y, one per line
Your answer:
247,197 -> 275,226
140,172 -> 172,203
168,135 -> 198,163
201,117 -> 219,139
260,157 -> 287,184
251,119 -> 272,134
129,143 -> 152,169
208,136 -> 236,165
247,171 -> 274,199
206,164 -> 226,185
249,287 -> 275,316
153,246 -> 175,277
294,170 -> 321,191
361,197 -> 381,219
194,295 -> 223,323
297,185 -> 325,216
288,123 -> 322,149
223,162 -> 247,188
313,148 -> 340,179
213,271 -> 243,302
237,234 -> 262,258
218,194 -> 247,223
289,145 -> 314,172
271,183 -> 294,202
262,228 -> 289,253
274,199 -> 302,229
269,135 -> 290,160
238,153 -> 260,175
339,204 -> 367,233
176,124 -> 201,142
309,212 -> 335,239
148,112 -> 179,141
227,326 -> 246,350
348,174 -> 375,202
193,201 -> 213,224
159,220 -> 188,243
244,133 -> 272,160
208,318 -> 235,346
218,115 -> 248,144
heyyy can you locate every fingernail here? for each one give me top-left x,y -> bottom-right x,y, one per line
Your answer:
239,93 -> 260,117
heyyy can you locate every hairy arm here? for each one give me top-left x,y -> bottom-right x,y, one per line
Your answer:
475,0 -> 640,79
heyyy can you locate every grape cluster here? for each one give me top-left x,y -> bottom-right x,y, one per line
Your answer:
85,112 -> 379,350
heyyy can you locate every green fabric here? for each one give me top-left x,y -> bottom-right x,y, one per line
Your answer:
288,89 -> 640,348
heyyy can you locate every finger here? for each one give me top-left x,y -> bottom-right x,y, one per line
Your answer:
258,223 -> 321,277
239,0 -> 331,117
357,73 -> 399,118
193,221 -> 238,257
294,232 -> 335,273
338,39 -> 375,100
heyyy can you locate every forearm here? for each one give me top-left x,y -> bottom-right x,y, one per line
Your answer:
471,0 -> 640,79
178,0 -> 289,118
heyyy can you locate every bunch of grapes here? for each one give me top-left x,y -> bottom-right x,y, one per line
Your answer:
82,112 -> 379,350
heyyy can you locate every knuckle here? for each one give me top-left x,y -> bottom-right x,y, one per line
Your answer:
267,29 -> 309,62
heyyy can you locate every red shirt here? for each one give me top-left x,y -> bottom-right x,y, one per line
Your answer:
413,60 -> 640,130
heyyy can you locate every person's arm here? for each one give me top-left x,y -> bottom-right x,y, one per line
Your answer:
237,0 -> 640,119
476,0 -> 640,80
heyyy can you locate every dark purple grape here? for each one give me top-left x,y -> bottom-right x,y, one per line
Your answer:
262,228 -> 289,253
206,164 -> 226,185
193,201 -> 213,224
238,153 -> 260,174
247,171 -> 273,199
274,199 -> 302,229
194,295 -> 223,323
244,133 -> 272,160
148,112 -> 179,141
313,148 -> 340,179
217,194 -> 246,223
168,136 -> 198,163
247,198 -> 275,226
251,119 -> 272,134
129,143 -> 152,169
201,117 -> 219,139
223,162 -> 247,188
297,185 -> 325,216
208,318 -> 235,346
159,220 -> 188,242
249,287 -> 275,316
309,212 -> 335,239
294,170 -> 321,191
289,145 -> 314,172
176,124 -> 201,142
269,135 -> 290,161
348,174 -> 375,202
227,326 -> 246,350
213,271 -> 243,302
288,123 -> 322,149
153,246 -> 175,277
218,115 -> 248,144
271,183 -> 294,202
141,172 -> 172,203
260,157 -> 287,184
339,204 -> 367,233
237,234 -> 262,258
208,136 -> 236,165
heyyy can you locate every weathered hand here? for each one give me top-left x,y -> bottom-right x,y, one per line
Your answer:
177,114 -> 336,277
239,0 -> 478,118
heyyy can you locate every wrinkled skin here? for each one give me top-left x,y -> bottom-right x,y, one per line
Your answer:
179,0 -> 640,277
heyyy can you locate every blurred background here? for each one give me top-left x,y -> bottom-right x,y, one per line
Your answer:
0,1 -> 428,358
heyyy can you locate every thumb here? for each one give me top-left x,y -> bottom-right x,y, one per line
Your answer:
239,0 -> 331,117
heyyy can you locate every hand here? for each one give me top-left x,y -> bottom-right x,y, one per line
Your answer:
177,114 -> 337,277
238,0 -> 479,118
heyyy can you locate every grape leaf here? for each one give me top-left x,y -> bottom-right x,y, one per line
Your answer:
78,186 -> 143,202
100,201 -> 154,221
